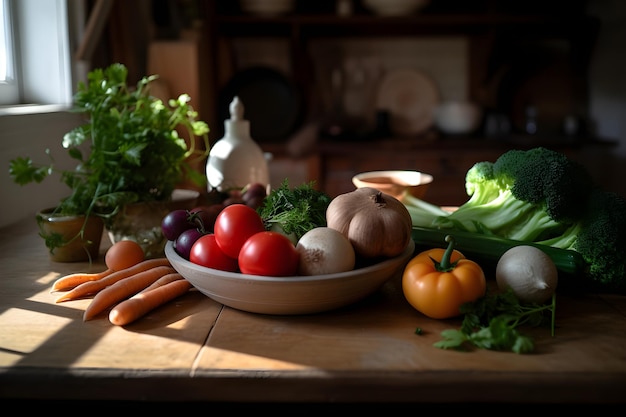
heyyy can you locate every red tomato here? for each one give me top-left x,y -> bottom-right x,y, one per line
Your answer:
189,234 -> 239,272
213,204 -> 265,259
238,231 -> 299,277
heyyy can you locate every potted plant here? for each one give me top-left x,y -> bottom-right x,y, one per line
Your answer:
9,63 -> 210,261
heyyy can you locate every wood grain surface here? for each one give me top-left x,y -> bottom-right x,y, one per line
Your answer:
1,216 -> 625,405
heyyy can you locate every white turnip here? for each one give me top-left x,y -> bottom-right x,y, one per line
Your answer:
496,245 -> 558,304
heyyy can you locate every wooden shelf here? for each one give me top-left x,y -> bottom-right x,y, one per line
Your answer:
200,0 -> 601,200
213,13 -> 597,38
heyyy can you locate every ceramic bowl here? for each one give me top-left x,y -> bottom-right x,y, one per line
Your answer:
165,239 -> 415,315
352,170 -> 433,200
434,101 -> 483,135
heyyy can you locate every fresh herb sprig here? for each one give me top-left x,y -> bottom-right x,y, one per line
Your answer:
258,180 -> 331,241
9,63 -> 210,254
434,289 -> 556,354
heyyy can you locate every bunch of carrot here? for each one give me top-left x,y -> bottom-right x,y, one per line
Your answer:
51,240 -> 192,326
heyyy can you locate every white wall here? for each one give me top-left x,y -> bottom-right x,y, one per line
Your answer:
1,110 -> 85,227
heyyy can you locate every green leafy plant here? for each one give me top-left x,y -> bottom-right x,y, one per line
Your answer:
432,288 -> 556,354
9,63 -> 210,254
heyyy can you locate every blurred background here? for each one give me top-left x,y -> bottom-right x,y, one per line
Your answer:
1,0 -> 625,226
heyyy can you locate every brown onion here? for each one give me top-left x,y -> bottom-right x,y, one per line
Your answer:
326,187 -> 412,258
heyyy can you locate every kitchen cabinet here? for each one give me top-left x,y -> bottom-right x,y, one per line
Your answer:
198,0 -> 601,199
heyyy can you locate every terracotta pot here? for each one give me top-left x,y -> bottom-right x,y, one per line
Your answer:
36,208 -> 104,262
106,189 -> 199,258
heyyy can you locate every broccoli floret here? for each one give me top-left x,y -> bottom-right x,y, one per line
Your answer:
463,161 -> 501,205
494,147 -> 594,224
540,188 -> 626,291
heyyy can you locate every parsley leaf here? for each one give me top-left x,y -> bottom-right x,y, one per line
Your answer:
434,288 -> 556,354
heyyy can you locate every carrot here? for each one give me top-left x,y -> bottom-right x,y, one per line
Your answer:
83,265 -> 175,321
139,272 -> 184,293
109,279 -> 193,326
55,257 -> 171,303
51,268 -> 115,292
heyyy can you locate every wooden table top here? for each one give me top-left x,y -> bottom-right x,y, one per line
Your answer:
1,216 -> 625,406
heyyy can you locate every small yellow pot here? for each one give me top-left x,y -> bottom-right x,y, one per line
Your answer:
36,208 -> 104,263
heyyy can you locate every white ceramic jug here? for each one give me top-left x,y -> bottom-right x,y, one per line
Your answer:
205,96 -> 270,192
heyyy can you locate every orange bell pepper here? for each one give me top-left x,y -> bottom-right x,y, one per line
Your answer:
402,235 -> 486,319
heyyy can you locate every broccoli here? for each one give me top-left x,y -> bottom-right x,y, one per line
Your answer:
538,187 -> 626,291
493,147 -> 595,223
401,193 -> 451,228
433,147 -> 585,241
405,147 -> 626,292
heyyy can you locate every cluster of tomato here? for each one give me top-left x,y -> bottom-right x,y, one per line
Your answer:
161,183 -> 300,276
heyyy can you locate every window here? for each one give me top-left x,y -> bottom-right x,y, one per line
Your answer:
0,0 -> 78,110
0,0 -> 19,105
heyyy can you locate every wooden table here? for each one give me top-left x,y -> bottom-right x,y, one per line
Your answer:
1,217 -> 625,409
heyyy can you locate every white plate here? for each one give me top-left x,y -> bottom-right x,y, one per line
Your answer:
165,240 -> 415,315
376,68 -> 440,136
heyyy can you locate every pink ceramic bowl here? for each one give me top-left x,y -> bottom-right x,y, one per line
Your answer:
352,170 -> 433,200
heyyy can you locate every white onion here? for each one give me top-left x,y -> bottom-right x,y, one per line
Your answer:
496,245 -> 558,304
296,227 -> 355,275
